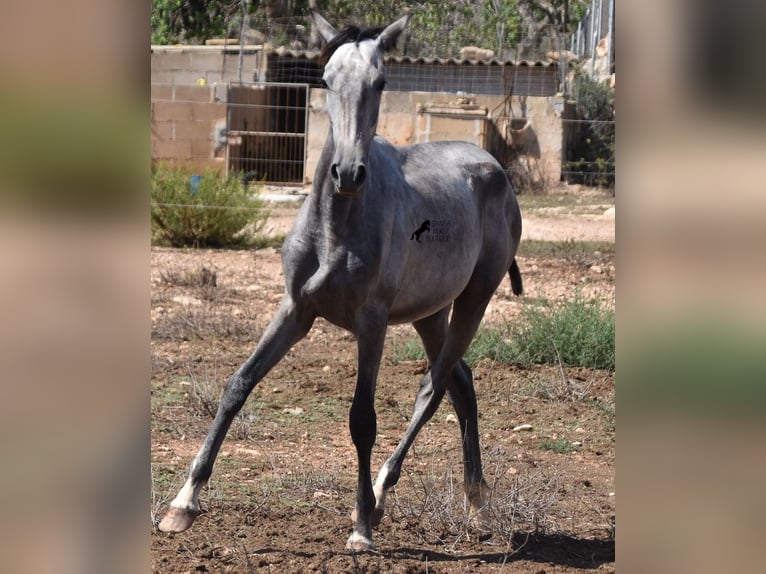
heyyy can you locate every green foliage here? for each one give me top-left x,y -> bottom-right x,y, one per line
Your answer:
389,293 -> 614,372
564,72 -> 615,188
511,294 -> 615,371
540,437 -> 578,454
151,0 -> 243,44
464,294 -> 614,370
465,327 -> 518,366
151,165 -> 269,248
390,334 -> 427,364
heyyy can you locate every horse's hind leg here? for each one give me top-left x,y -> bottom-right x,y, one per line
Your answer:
446,360 -> 491,532
372,297 -> 491,530
370,307 -> 450,523
158,297 -> 315,533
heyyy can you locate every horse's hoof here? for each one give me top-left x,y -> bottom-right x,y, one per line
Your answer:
350,507 -> 385,528
346,532 -> 374,552
158,506 -> 199,533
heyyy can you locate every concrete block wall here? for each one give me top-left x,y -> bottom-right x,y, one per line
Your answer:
151,46 -> 266,85
306,89 -> 565,186
151,84 -> 227,172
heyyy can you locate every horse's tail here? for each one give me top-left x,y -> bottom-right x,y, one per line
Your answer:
509,259 -> 523,296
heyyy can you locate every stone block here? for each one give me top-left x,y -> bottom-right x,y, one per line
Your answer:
174,120 -> 212,140
191,139 -> 214,159
174,86 -> 213,103
151,120 -> 175,140
152,139 -> 192,159
151,51 -> 192,71
150,84 -> 173,101
152,101 -> 194,122
192,102 -> 226,122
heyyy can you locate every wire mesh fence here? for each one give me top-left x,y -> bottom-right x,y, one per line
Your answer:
151,5 -> 615,190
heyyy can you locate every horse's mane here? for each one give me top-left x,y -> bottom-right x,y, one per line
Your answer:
319,25 -> 386,66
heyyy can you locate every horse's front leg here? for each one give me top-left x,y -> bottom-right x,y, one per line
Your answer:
158,297 -> 315,533
346,307 -> 388,551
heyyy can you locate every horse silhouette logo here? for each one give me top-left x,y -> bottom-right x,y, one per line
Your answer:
410,220 -> 431,242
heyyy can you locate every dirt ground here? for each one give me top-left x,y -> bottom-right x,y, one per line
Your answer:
151,194 -> 615,573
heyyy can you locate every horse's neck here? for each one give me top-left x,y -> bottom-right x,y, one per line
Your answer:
310,135 -> 369,236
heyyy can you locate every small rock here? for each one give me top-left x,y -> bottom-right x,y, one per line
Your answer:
590,264 -> 603,274
445,413 -> 458,423
572,441 -> 583,447
575,427 -> 586,433
506,466 -> 518,475
313,490 -> 330,499
603,206 -> 615,218
322,365 -> 331,372
282,407 -> 304,415
513,424 -> 533,432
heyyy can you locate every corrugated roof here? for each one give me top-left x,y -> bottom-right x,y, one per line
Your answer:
150,44 -> 561,67
271,46 -> 559,67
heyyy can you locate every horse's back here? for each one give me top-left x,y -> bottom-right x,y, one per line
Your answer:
384,139 -> 511,199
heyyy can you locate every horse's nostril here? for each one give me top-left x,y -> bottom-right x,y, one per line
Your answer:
354,164 -> 367,186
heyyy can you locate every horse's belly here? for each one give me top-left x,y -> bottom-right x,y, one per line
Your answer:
388,262 -> 474,324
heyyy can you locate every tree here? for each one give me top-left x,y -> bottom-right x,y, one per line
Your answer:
515,1 -> 588,58
152,0 -> 243,44
151,0 -> 588,60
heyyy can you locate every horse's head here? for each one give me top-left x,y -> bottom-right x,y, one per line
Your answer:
310,10 -> 410,197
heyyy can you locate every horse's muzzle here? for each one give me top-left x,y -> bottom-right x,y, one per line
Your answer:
331,162 -> 366,197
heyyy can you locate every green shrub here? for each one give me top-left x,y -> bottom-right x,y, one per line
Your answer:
510,294 -> 615,371
151,165 -> 269,248
388,295 -> 614,372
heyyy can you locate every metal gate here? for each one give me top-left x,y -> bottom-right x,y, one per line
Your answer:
226,82 -> 308,184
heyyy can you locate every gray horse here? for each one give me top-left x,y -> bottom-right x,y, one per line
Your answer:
159,10 -> 523,551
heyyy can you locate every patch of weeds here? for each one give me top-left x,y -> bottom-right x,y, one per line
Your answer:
509,293 -> 615,371
304,396 -> 346,422
188,371 -> 221,419
151,379 -> 188,411
160,264 -> 219,300
153,305 -> 252,341
160,264 -> 218,288
540,437 -> 578,454
593,399 -> 616,433
391,293 -> 613,373
388,454 -> 562,553
485,468 -> 562,544
517,193 -> 613,212
390,334 -> 426,364
518,239 -> 614,267
526,373 -> 594,402
465,326 -> 516,366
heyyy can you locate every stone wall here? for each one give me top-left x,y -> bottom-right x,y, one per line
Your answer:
306,90 -> 566,187
150,84 -> 227,172
151,46 -> 266,85
150,47 -> 566,185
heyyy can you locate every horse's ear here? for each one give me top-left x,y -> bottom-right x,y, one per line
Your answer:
377,13 -> 411,52
310,9 -> 339,45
